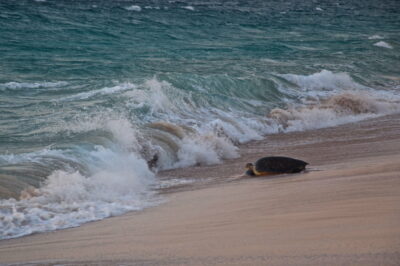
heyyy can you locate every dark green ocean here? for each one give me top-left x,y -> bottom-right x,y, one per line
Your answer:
1,0 -> 399,239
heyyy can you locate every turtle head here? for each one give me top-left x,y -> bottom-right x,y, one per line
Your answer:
245,163 -> 254,170
245,163 -> 256,176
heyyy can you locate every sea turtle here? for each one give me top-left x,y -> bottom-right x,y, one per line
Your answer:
245,156 -> 308,176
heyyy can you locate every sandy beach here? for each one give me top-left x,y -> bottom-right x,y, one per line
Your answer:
1,114 -> 400,265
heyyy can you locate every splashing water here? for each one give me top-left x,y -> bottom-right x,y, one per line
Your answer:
1,0 -> 399,239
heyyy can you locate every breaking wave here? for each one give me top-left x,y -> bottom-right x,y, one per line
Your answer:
1,70 -> 400,240
1,148 -> 158,239
268,92 -> 400,132
278,70 -> 365,92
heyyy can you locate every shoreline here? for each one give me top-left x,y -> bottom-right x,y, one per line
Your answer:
1,114 -> 400,265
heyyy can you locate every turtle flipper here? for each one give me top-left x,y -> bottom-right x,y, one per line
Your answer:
245,169 -> 255,176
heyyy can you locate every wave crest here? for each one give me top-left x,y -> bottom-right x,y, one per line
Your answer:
279,70 -> 364,92
269,92 -> 400,132
2,73 -> 400,240
0,148 -> 157,240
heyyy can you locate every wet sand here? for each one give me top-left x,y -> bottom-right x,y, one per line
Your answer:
1,114 -> 400,265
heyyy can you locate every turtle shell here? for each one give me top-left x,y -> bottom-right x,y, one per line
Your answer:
255,156 -> 308,173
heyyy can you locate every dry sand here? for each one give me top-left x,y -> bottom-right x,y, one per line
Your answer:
1,114 -> 400,265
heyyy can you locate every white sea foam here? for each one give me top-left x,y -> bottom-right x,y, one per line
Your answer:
156,178 -> 197,189
268,92 -> 400,132
144,6 -> 160,10
64,106 -> 236,170
105,119 -> 142,151
64,114 -> 151,161
270,107 -> 374,132
61,82 -> 136,101
271,70 -> 400,132
125,78 -> 189,118
315,7 -> 323,11
69,76 -> 400,171
279,70 -> 364,93
125,5 -> 142,12
35,75 -> 400,172
368,34 -> 384,40
205,111 -> 265,143
261,58 -> 296,67
2,72 -> 400,240
0,147 -> 158,240
183,6 -> 195,11
174,134 -> 239,168
0,81 -> 68,90
0,105 -> 247,237
374,41 -> 393,49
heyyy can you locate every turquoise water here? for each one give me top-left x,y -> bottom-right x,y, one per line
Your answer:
1,0 -> 399,239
